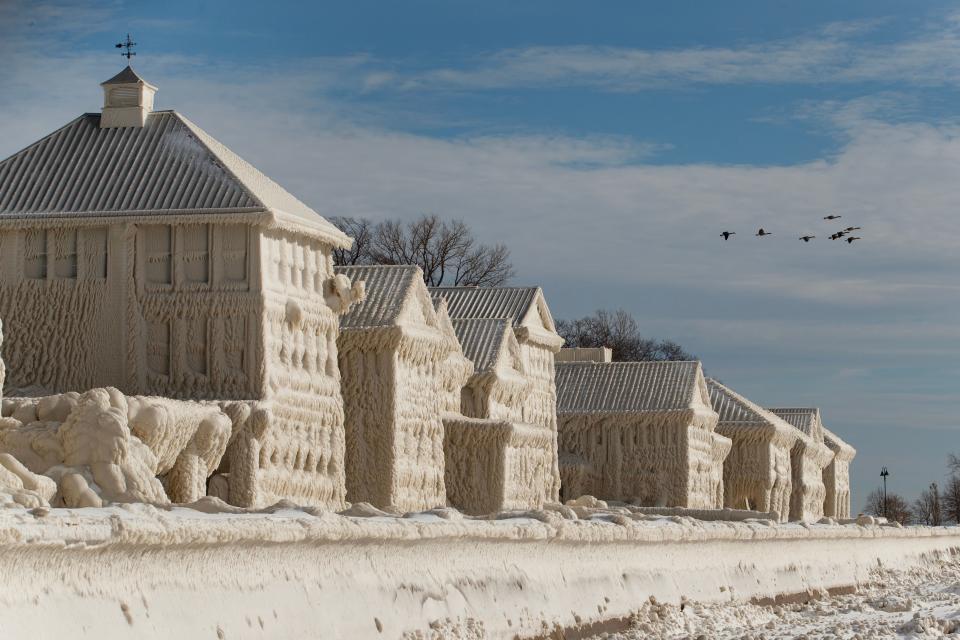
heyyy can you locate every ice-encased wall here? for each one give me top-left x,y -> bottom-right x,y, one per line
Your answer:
224,229 -> 358,509
721,434 -> 794,520
447,319 -> 557,513
789,433 -> 834,522
558,411 -> 726,508
515,339 -> 562,502
1,221 -> 358,510
338,329 -> 449,512
443,415 -> 554,515
433,299 -> 474,415
823,428 -> 856,519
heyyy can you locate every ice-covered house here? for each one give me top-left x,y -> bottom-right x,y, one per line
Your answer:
769,408 -> 835,522
442,317 -> 555,514
0,66 -> 362,509
706,379 -> 798,521
334,265 -> 452,512
822,427 -> 856,519
555,360 -> 730,507
431,297 -> 474,416
431,287 -> 564,501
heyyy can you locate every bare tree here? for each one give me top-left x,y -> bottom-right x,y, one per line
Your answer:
948,453 -> 960,475
556,309 -> 696,362
330,217 -> 374,266
330,215 -> 515,287
943,475 -> 960,524
913,483 -> 942,526
864,488 -> 912,525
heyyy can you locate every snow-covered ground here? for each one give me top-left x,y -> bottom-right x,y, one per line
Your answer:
595,556 -> 960,639
3,502 -> 960,638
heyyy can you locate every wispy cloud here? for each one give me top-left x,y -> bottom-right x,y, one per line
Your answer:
372,15 -> 960,92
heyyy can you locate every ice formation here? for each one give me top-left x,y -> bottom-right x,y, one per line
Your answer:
822,426 -> 856,518
434,286 -> 565,506
0,64 -> 860,523
334,265 -> 451,512
0,386 -> 232,506
707,379 -> 798,521
770,407 -> 835,522
443,317 -> 556,513
0,67 -> 363,509
555,360 -> 730,508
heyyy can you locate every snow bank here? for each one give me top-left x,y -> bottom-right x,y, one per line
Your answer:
1,505 -> 959,639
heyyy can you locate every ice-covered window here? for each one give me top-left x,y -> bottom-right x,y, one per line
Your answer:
81,227 -> 109,279
52,228 -> 78,279
24,229 -> 47,279
143,225 -> 172,285
182,224 -> 209,284
221,225 -> 248,284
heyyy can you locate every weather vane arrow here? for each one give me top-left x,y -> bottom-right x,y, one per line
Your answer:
116,34 -> 137,60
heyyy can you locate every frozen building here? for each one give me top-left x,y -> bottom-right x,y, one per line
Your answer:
822,427 -> 856,519
555,360 -> 730,508
0,66 -> 362,508
431,297 -> 475,416
770,408 -> 835,522
442,317 -> 554,514
335,265 -> 451,512
707,379 -> 798,521
430,287 -> 564,501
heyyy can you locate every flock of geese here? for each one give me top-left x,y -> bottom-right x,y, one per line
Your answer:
721,215 -> 863,244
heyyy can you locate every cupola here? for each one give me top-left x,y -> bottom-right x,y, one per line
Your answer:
100,66 -> 157,128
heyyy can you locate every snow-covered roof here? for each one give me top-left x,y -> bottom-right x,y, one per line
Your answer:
706,379 -> 799,445
0,111 -> 350,247
450,318 -> 512,374
335,265 -> 422,329
556,361 -> 706,414
431,286 -> 556,331
823,427 -> 857,460
769,407 -> 824,443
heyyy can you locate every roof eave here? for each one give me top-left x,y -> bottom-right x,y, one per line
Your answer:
267,209 -> 353,248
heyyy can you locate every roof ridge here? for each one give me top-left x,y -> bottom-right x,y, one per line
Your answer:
173,112 -> 350,247
172,111 -> 268,212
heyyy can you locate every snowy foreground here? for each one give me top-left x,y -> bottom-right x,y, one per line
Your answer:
2,500 -> 960,639
595,557 -> 960,639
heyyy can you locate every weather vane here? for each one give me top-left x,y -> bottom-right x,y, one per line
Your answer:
115,34 -> 137,60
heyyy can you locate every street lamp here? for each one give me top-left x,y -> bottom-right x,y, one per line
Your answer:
880,467 -> 890,518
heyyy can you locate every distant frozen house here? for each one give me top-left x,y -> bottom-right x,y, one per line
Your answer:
769,408 -> 835,522
431,297 -> 474,416
707,380 -> 798,521
822,427 -> 856,519
442,317 -> 554,514
555,360 -> 730,508
335,265 -> 454,512
430,287 -> 564,502
0,66 -> 362,509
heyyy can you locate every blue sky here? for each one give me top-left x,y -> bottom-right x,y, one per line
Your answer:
3,0 -> 960,511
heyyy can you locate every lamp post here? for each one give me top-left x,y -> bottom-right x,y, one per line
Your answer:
880,467 -> 890,518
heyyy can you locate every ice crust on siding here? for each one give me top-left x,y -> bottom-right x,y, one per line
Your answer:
555,361 -> 728,508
